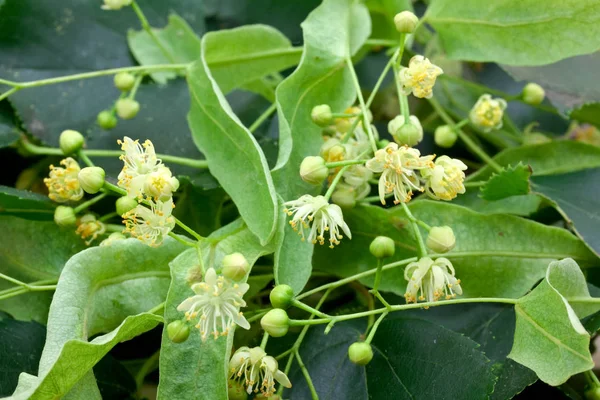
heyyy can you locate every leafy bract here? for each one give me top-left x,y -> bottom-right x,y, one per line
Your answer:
479,163 -> 532,201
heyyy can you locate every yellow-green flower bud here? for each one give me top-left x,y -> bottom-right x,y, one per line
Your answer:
260,309 -> 289,337
78,167 -> 106,194
434,125 -> 458,148
97,110 -> 117,130
100,232 -> 127,247
311,104 -> 333,127
388,115 -> 423,147
227,379 -> 248,400
221,252 -> 249,282
300,156 -> 329,185
348,342 -> 373,365
426,226 -> 456,253
59,130 -> 84,155
522,83 -> 545,105
101,0 -> 132,10
585,387 -> 600,400
116,196 -> 138,215
394,11 -> 419,34
378,139 -> 390,149
114,72 -> 136,91
116,98 -> 140,120
270,284 -> 294,309
54,206 -> 77,227
369,236 -> 395,258
167,320 -> 190,343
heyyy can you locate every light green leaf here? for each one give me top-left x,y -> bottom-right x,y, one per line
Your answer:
367,0 -> 413,41
274,216 -> 314,295
454,191 -> 546,217
128,14 -> 202,84
187,44 -> 279,245
509,259 -> 594,386
479,163 -> 531,201
425,0 -> 600,65
272,0 -> 371,200
0,186 -> 55,221
546,258 -> 600,318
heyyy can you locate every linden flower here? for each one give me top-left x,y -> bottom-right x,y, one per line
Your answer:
284,195 -> 352,248
469,94 -> 507,132
75,214 -> 106,245
101,0 -> 132,10
44,158 -> 84,203
421,156 -> 468,201
177,268 -> 250,341
398,55 -> 444,99
404,257 -> 462,304
143,166 -> 180,201
366,143 -> 434,205
122,198 -> 175,247
229,346 -> 292,396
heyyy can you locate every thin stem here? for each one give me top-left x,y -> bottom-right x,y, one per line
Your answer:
324,165 -> 351,201
365,311 -> 388,344
148,302 -> 165,315
78,151 -> 95,167
106,223 -> 125,232
102,181 -> 127,197
98,212 -> 118,222
415,219 -> 432,231
295,350 -> 319,400
135,350 -> 161,389
0,87 -> 18,102
73,192 -> 108,214
372,259 -> 384,293
247,311 -> 268,324
325,159 -> 368,168
174,218 -> 203,241
168,232 -> 197,247
330,112 -> 360,118
131,1 -> 176,63
275,348 -> 294,361
291,299 -> 329,319
364,39 -> 399,47
248,103 -> 277,133
401,203 -> 427,257
0,273 -> 29,289
128,74 -> 143,99
464,181 -> 486,188
345,57 -> 378,153
454,119 -> 469,129
260,332 -> 270,350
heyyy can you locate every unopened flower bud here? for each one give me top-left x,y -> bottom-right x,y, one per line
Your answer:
54,206 -> 77,227
227,379 -> 248,400
522,83 -> 545,105
394,11 -> 419,34
311,104 -> 333,127
260,309 -> 289,337
585,387 -> 600,400
167,320 -> 190,343
114,72 -> 136,91
378,139 -> 390,149
434,125 -> 458,148
270,284 -> 294,309
221,252 -> 249,282
348,342 -> 373,365
100,232 -> 127,246
78,167 -> 106,194
97,110 -> 117,130
388,115 -> 423,146
116,98 -> 140,120
331,185 -> 357,209
426,226 -> 456,253
116,196 -> 138,215
369,236 -> 395,258
300,156 -> 329,185
59,130 -> 84,155
101,0 -> 132,10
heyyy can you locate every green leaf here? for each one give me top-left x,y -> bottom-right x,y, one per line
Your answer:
187,41 -> 279,245
546,258 -> 600,318
479,163 -> 532,201
172,177 -> 226,237
0,102 -> 19,148
274,218 -> 314,295
0,185 -> 55,221
425,0 -> 600,65
366,0 -> 413,41
272,0 -> 371,200
313,201 -> 598,298
533,169 -> 600,256
454,192 -> 546,217
128,14 -> 203,84
509,259 -> 595,386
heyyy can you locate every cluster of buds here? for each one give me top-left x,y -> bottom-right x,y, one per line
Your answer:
97,72 -> 140,130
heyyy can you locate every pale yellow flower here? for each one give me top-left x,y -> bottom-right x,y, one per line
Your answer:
421,156 -> 467,201
122,198 -> 175,247
469,94 -> 507,132
43,158 -> 84,203
404,257 -> 462,304
229,347 -> 292,396
398,55 -> 443,99
75,214 -> 106,245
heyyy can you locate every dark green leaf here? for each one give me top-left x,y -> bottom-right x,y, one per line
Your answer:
479,163 -> 532,201
172,177 -> 226,237
0,185 -> 55,221
0,101 -> 19,148
453,192 -> 545,217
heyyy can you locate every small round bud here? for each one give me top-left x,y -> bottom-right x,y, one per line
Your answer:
270,284 -> 294,309
97,110 -> 117,130
78,167 -> 106,194
227,380 -> 248,400
378,139 -> 390,149
59,130 -> 84,155
167,320 -> 190,343
394,11 -> 419,34
369,236 -> 395,259
54,206 -> 77,227
585,387 -> 600,400
348,342 -> 373,365
331,185 -> 357,209
260,309 -> 289,337
116,196 -> 138,215
102,0 -> 132,10
116,98 -> 140,120
300,156 -> 329,185
434,125 -> 458,148
114,72 -> 136,91
221,252 -> 249,282
388,115 -> 423,146
311,104 -> 333,127
100,232 -> 127,247
426,226 -> 456,253
522,83 -> 545,105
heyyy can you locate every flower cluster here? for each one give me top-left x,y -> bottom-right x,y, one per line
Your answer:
398,55 -> 443,99
123,198 -> 176,247
44,157 -> 84,203
404,257 -> 462,304
229,346 -> 292,397
469,94 -> 507,132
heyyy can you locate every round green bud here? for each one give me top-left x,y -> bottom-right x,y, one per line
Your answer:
331,186 -> 357,209
348,342 -> 373,365
167,320 -> 190,343
116,98 -> 140,120
300,156 -> 329,185
260,309 -> 289,337
221,252 -> 249,282
389,115 -> 423,147
394,11 -> 419,34
97,110 -> 117,130
434,125 -> 458,148
114,72 -> 136,91
270,284 -> 295,309
522,83 -> 545,106
78,167 -> 106,194
54,206 -> 77,227
227,380 -> 248,400
59,129 -> 85,155
369,236 -> 395,259
585,387 -> 600,400
426,226 -> 456,253
311,104 -> 333,127
378,139 -> 390,149
116,196 -> 138,215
